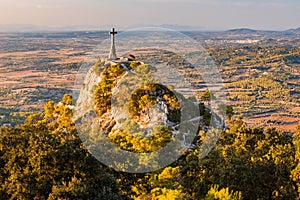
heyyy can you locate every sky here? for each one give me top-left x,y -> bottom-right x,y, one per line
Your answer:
0,0 -> 299,31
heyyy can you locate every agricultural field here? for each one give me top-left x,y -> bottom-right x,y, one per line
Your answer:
204,34 -> 300,132
0,29 -> 300,132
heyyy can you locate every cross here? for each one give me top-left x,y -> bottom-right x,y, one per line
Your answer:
110,28 -> 118,36
109,28 -> 118,60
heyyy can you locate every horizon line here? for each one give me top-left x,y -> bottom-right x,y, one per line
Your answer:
0,24 -> 299,33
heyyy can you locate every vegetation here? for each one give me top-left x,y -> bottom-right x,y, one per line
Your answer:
1,32 -> 300,133
0,95 -> 123,200
1,31 -> 300,199
92,62 -> 184,154
109,123 -> 173,153
128,83 -> 181,123
204,185 -> 242,200
1,92 -> 300,199
200,89 -> 216,103
94,62 -> 126,116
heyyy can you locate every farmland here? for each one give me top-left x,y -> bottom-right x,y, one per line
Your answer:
0,29 -> 300,131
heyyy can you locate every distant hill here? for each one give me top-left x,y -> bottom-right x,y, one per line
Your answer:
219,28 -> 300,39
285,27 -> 300,34
226,28 -> 260,34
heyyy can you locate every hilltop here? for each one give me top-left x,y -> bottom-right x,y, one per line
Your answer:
74,59 -> 220,158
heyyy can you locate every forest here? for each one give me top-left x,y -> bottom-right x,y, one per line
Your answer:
1,67 -> 300,199
1,94 -> 300,199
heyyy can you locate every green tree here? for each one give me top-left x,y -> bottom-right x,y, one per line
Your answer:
218,103 -> 234,119
296,124 -> 300,138
180,117 -> 297,199
130,166 -> 185,200
0,96 -> 122,199
292,139 -> 300,198
205,185 -> 242,200
201,89 -> 216,103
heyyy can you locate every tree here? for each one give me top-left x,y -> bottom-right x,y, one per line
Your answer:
218,103 -> 234,120
204,185 -> 242,200
130,166 -> 185,200
292,139 -> 300,198
0,96 -> 123,199
201,89 -> 216,103
295,124 -> 300,138
180,117 -> 297,199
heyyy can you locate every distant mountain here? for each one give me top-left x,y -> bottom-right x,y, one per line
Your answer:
285,27 -> 300,34
221,27 -> 300,35
226,28 -> 261,34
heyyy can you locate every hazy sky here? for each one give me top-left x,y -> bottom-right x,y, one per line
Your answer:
0,0 -> 299,30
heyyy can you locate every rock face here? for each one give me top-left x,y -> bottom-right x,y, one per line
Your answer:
75,59 -> 181,132
74,59 -> 223,153
74,60 -> 105,120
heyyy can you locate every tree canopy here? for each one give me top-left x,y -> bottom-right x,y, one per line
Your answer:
1,95 -> 300,199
